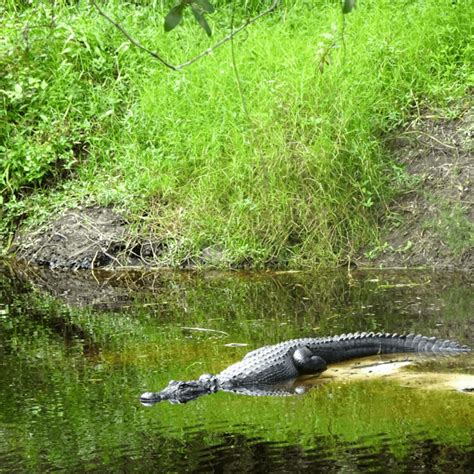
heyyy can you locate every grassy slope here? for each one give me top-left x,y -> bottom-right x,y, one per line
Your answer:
1,0 -> 472,266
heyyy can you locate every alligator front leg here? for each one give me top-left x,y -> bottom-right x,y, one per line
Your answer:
292,346 -> 328,375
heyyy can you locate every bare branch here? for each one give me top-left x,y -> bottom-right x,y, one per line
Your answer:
175,0 -> 281,70
90,0 -> 177,70
89,0 -> 281,71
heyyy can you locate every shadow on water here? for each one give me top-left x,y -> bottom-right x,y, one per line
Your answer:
0,262 -> 473,472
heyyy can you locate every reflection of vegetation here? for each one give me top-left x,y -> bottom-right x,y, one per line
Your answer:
0,265 -> 473,471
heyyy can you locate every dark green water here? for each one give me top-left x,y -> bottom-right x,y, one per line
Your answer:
0,264 -> 473,472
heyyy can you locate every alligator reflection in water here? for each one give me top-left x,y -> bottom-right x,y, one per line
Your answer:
141,332 -> 472,404
140,378 -> 312,406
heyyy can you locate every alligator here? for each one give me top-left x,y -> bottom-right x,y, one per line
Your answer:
140,332 -> 471,404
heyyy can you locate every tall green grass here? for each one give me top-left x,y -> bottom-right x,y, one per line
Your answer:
1,0 -> 472,266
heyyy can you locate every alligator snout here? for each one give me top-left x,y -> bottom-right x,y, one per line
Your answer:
140,391 -> 163,406
140,378 -> 215,405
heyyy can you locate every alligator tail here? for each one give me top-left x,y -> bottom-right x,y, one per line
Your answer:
329,332 -> 471,361
395,333 -> 471,353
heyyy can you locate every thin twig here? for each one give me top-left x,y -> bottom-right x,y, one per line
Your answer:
176,0 -> 280,70
181,326 -> 229,336
230,0 -> 250,120
89,0 -> 177,70
49,0 -> 56,30
91,267 -> 101,285
91,249 -> 99,270
341,11 -> 347,63
90,0 -> 281,71
399,130 -> 458,150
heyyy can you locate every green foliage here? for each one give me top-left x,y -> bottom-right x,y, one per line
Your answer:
1,0 -> 472,266
342,0 -> 357,14
0,1 -> 127,201
164,0 -> 214,35
191,4 -> 212,37
164,3 -> 186,31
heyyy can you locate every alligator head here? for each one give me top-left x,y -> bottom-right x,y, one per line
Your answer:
140,374 -> 218,405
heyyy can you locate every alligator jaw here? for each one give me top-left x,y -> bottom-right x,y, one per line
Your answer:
140,391 -> 164,406
140,376 -> 218,405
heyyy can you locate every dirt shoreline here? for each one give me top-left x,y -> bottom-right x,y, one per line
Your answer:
356,107 -> 473,271
11,109 -> 473,271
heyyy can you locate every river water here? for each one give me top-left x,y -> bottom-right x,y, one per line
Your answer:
0,264 -> 473,472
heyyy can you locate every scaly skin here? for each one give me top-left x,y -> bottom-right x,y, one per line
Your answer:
140,332 -> 471,404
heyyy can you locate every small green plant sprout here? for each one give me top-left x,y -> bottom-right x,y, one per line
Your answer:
396,240 -> 413,254
315,24 -> 340,73
364,242 -> 392,260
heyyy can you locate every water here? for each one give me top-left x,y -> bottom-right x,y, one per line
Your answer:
0,264 -> 473,472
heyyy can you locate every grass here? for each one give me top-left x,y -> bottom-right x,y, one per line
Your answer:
1,0 -> 472,267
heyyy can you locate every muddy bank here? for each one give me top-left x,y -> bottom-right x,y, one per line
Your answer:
11,108 -> 473,271
12,206 -> 133,270
11,204 -> 232,270
357,107 -> 473,271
